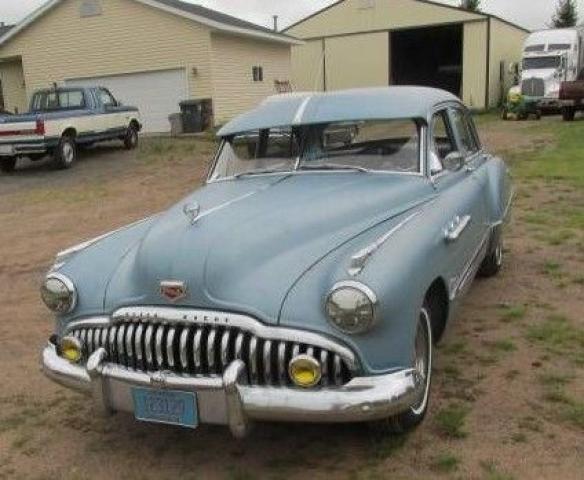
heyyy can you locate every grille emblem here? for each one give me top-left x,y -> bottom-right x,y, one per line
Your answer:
160,280 -> 187,302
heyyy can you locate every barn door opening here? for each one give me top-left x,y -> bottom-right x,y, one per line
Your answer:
390,24 -> 463,97
0,79 -> 5,112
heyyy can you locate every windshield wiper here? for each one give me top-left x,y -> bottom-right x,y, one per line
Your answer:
299,163 -> 369,173
233,169 -> 290,179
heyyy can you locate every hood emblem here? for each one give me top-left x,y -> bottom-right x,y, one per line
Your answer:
160,280 -> 187,302
183,201 -> 201,225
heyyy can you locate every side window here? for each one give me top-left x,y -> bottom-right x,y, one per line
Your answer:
450,108 -> 479,156
430,110 -> 456,174
97,88 -> 116,108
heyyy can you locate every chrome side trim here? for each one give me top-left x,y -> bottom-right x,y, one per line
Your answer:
492,187 -> 515,227
444,215 -> 472,243
347,207 -> 426,276
450,228 -> 491,300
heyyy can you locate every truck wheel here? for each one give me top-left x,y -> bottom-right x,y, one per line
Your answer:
535,110 -> 542,120
501,108 -> 509,121
0,157 -> 17,173
371,302 -> 433,434
562,107 -> 575,122
52,135 -> 77,169
124,124 -> 139,150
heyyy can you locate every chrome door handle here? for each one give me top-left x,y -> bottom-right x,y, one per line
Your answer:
444,215 -> 471,242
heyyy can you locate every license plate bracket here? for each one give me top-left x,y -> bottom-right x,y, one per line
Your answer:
132,387 -> 198,428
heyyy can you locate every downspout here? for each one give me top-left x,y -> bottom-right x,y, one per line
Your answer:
485,17 -> 491,109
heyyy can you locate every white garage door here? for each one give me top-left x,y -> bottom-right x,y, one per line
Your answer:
66,68 -> 187,133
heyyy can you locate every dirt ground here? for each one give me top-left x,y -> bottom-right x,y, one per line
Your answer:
0,118 -> 582,480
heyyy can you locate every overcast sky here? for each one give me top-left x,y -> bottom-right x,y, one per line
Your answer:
2,0 -> 584,31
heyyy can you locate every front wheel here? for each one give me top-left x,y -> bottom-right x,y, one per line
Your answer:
0,157 -> 17,173
124,124 -> 139,150
52,135 -> 77,169
372,304 -> 433,433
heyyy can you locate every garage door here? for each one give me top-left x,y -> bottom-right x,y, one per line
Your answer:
66,68 -> 187,133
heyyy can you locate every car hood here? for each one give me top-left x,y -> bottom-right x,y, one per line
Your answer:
104,172 -> 435,324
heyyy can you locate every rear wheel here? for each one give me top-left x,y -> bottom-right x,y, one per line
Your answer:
372,303 -> 433,434
124,124 -> 139,150
479,230 -> 503,277
562,107 -> 575,122
52,135 -> 77,169
0,157 -> 17,173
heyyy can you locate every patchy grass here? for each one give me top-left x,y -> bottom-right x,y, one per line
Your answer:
430,453 -> 460,474
480,460 -> 515,480
434,404 -> 469,439
487,339 -> 517,353
526,314 -> 584,364
368,433 -> 408,460
499,305 -> 526,322
440,341 -> 468,357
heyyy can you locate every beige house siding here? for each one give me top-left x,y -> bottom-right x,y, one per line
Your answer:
488,18 -> 528,107
0,60 -> 27,113
0,0 -> 214,105
462,20 -> 488,110
291,40 -> 324,91
210,33 -> 291,124
324,32 -> 389,90
286,0 -> 483,39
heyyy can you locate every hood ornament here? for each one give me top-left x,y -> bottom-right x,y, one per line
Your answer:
183,201 -> 201,225
160,280 -> 187,302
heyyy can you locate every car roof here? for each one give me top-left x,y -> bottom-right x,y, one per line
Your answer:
218,86 -> 460,137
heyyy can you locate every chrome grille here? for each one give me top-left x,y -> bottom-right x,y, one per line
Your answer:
521,78 -> 545,97
71,320 -> 353,387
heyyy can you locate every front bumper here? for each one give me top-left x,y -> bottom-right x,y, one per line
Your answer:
42,342 -> 421,437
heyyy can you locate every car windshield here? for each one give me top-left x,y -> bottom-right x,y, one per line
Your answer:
522,56 -> 561,70
210,119 -> 421,180
31,89 -> 86,112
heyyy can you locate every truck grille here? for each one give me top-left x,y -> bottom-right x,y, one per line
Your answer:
521,78 -> 545,97
70,317 -> 353,387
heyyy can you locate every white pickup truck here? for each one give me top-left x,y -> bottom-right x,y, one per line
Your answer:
0,86 -> 142,173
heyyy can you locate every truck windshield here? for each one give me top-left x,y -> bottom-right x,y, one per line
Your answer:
522,56 -> 561,70
31,89 -> 86,112
209,119 -> 421,180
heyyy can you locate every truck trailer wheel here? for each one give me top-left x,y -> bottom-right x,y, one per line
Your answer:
562,107 -> 575,122
52,135 -> 77,169
0,157 -> 17,173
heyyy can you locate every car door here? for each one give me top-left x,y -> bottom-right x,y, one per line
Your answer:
429,106 -> 490,300
95,88 -> 126,138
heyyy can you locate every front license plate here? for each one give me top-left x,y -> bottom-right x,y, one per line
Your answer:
0,145 -> 14,156
132,388 -> 198,428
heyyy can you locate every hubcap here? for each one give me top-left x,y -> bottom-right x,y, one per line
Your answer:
495,241 -> 503,267
63,143 -> 74,164
411,307 -> 432,415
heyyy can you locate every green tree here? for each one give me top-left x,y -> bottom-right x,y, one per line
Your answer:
460,0 -> 481,12
551,0 -> 578,28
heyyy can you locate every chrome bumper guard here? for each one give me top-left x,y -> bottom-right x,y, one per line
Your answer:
42,342 -> 420,438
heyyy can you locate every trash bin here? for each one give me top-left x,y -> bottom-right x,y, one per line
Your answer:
180,99 -> 212,133
168,113 -> 183,136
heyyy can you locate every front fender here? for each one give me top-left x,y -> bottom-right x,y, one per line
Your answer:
279,207 -> 446,375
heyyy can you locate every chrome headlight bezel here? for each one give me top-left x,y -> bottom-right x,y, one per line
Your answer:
40,273 -> 77,314
325,280 -> 378,335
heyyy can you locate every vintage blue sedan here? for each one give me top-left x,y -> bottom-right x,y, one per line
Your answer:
41,87 -> 512,436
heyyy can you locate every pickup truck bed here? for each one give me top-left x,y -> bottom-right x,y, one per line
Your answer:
559,71 -> 584,121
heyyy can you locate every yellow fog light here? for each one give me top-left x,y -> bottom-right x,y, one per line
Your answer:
60,336 -> 83,363
288,355 -> 321,388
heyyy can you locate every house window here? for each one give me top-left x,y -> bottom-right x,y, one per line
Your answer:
252,66 -> 264,82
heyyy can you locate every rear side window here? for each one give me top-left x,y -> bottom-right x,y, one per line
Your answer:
31,90 -> 86,111
450,109 -> 479,156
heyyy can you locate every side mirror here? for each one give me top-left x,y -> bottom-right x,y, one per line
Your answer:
443,152 -> 465,172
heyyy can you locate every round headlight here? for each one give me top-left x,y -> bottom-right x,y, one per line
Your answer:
40,273 -> 77,314
325,281 -> 377,334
